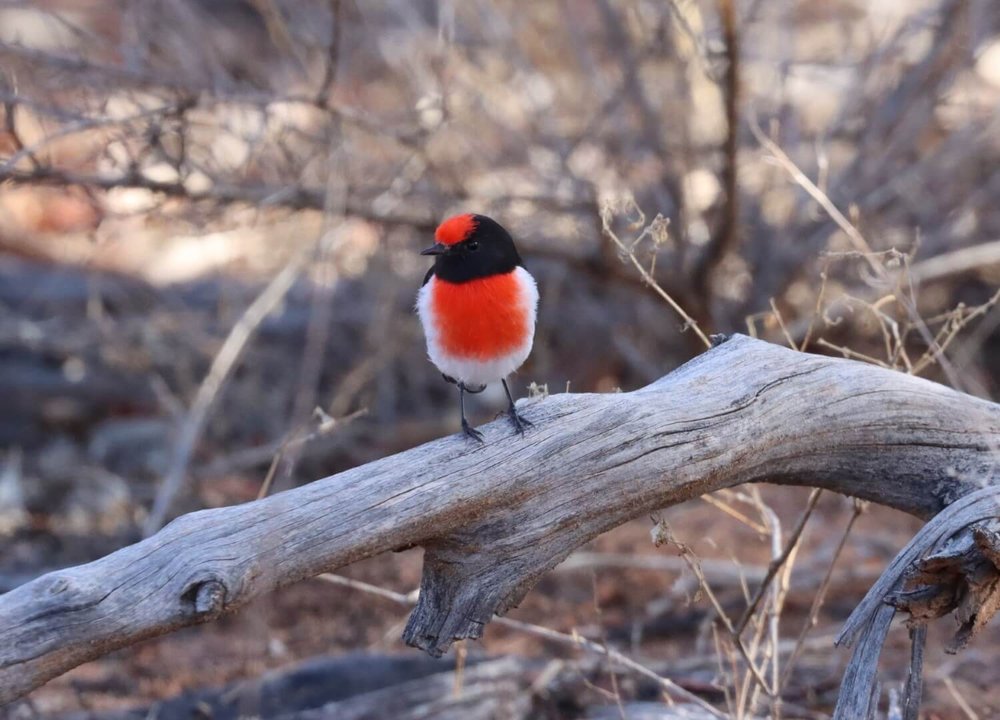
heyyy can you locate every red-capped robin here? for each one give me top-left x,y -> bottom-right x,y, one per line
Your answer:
417,213 -> 539,442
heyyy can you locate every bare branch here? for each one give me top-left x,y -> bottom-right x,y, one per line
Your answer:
833,486 -> 1000,719
1,335 -> 998,703
691,0 -> 741,307
0,165 -> 436,229
910,240 -> 1000,284
735,489 -> 822,636
144,252 -> 309,535
601,201 -> 712,349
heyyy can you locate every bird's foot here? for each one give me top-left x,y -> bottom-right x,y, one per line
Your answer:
461,418 -> 485,443
462,383 -> 487,395
507,408 -> 534,436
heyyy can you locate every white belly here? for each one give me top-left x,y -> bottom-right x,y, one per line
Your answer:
416,266 -> 538,386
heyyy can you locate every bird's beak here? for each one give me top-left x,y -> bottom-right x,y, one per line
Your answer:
420,243 -> 448,256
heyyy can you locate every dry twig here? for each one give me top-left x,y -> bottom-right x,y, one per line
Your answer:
145,251 -> 308,535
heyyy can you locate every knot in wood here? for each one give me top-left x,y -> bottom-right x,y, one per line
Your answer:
183,579 -> 227,619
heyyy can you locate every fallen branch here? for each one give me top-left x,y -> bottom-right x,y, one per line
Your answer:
1,335 -> 999,704
833,485 -> 1000,719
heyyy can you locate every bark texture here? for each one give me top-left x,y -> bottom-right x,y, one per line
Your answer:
1,335 -> 999,704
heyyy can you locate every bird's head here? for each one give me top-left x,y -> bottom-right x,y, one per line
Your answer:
421,213 -> 522,282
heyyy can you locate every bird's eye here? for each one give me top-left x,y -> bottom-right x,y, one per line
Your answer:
468,241 -> 480,251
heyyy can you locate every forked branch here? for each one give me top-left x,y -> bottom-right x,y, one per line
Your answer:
1,335 -> 998,704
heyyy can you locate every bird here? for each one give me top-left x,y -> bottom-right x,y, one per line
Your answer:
416,213 -> 539,442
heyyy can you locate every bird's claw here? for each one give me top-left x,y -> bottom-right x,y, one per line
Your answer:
461,418 -> 485,443
508,408 -> 533,436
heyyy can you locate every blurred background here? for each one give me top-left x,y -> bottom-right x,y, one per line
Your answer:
1,0 -> 999,717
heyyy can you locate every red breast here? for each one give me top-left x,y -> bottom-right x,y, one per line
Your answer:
429,271 -> 529,360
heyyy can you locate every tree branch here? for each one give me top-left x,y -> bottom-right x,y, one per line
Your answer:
1,335 -> 998,704
691,0 -> 741,310
0,165 -> 437,230
833,485 -> 1000,719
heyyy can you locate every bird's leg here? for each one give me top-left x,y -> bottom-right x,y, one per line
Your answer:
459,383 -> 485,443
502,378 -> 533,435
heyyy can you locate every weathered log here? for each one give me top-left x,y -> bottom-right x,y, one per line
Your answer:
833,486 -> 1000,719
1,334 -> 999,704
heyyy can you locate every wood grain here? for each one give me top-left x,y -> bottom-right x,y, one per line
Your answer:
2,334 -> 999,704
